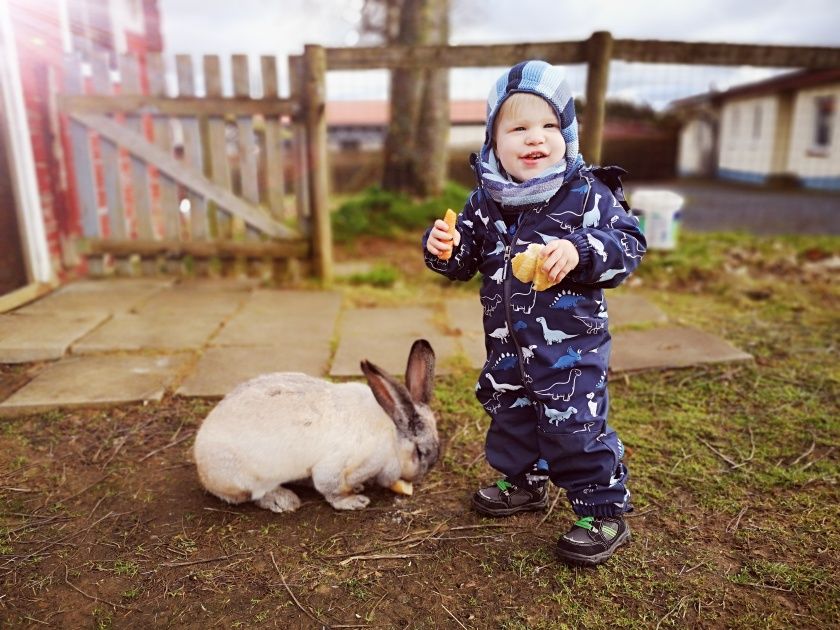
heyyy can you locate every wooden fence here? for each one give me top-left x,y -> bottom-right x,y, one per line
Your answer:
59,46 -> 333,282
321,32 -> 840,164
56,34 -> 840,285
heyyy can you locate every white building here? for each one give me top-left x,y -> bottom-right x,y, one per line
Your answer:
673,69 -> 840,191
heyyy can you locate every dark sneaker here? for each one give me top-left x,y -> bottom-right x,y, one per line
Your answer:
555,516 -> 630,566
472,479 -> 548,517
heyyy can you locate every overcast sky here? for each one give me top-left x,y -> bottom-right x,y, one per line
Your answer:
159,0 -> 840,107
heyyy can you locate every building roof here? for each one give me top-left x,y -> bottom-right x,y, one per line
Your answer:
326,100 -> 486,126
671,67 -> 840,110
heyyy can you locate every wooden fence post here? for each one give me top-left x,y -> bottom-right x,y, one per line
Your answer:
302,44 -> 333,284
582,31 -> 613,165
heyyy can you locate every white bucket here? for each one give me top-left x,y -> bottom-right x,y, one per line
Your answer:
630,189 -> 684,250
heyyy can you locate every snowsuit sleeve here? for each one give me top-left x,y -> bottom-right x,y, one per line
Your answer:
562,179 -> 647,288
422,189 -> 484,282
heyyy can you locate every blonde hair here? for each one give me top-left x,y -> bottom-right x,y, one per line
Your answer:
492,93 -> 558,141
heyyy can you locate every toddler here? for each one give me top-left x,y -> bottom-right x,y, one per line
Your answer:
423,60 -> 646,565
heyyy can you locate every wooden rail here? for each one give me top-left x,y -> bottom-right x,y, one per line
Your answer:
323,34 -> 840,164
58,95 -> 298,117
325,38 -> 840,70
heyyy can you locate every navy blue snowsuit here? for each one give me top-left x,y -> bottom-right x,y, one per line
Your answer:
424,164 -> 646,517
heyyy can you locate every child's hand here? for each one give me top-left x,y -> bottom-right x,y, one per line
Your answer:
540,239 -> 579,283
426,219 -> 461,257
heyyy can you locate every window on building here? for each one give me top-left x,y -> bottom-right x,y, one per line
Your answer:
340,138 -> 361,152
753,104 -> 762,140
814,96 -> 835,149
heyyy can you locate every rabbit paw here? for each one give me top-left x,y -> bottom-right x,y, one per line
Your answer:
328,494 -> 371,510
255,486 -> 302,513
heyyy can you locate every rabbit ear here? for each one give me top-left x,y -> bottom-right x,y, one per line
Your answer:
405,339 -> 435,405
360,359 -> 415,424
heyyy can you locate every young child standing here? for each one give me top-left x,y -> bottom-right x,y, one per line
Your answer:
423,60 -> 646,565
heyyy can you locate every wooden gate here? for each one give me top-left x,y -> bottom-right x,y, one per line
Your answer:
59,48 -> 332,282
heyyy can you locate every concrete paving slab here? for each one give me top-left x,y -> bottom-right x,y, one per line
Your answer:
607,294 -> 668,328
330,306 -> 459,376
214,290 -> 341,346
72,310 -> 226,353
0,311 -> 109,363
611,326 -> 752,373
177,344 -> 332,397
15,279 -> 171,315
136,284 -> 251,316
0,354 -> 190,415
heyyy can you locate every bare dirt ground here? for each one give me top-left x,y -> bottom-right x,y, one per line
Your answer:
1,231 -> 838,629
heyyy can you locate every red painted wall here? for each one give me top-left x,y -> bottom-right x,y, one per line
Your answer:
8,0 -> 163,279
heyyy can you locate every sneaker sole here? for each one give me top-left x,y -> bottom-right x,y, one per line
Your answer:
471,495 -> 548,517
555,527 -> 631,566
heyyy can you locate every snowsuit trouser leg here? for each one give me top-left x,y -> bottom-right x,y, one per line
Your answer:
478,387 -> 542,482
537,386 -> 630,517
479,372 -> 631,518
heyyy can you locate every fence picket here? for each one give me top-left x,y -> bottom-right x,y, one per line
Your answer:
231,55 -> 263,275
202,55 -> 233,242
89,53 -> 125,249
288,55 -> 310,232
175,54 -> 210,269
63,53 -> 102,273
118,54 -> 154,247
261,55 -> 287,220
232,55 -> 260,207
146,54 -> 181,247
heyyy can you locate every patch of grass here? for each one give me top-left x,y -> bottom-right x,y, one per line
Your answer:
345,263 -> 400,288
122,587 -> 141,600
342,576 -> 373,600
730,559 -> 830,593
331,182 -> 471,243
113,559 -> 139,576
92,607 -> 112,630
634,230 -> 839,289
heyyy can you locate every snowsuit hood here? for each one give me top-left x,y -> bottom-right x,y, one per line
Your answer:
482,60 -> 583,183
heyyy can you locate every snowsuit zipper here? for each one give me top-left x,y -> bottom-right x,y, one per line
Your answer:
502,220 -> 535,396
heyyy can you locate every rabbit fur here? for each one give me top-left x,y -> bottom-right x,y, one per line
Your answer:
194,339 -> 439,512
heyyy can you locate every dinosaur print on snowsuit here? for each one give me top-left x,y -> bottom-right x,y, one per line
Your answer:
425,166 -> 646,517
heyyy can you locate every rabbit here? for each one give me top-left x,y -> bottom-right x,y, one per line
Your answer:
193,339 -> 439,512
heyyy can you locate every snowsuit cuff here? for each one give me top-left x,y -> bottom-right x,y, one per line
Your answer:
563,231 -> 593,280
422,228 -> 454,272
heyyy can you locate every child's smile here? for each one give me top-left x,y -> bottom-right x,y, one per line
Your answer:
521,150 -> 550,166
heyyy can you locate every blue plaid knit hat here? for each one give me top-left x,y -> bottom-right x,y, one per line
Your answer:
479,60 -> 583,207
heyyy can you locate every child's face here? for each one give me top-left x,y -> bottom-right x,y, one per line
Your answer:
493,94 -> 566,183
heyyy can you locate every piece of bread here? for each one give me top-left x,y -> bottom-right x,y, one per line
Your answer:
511,242 -> 558,291
438,209 -> 457,260
532,262 -> 557,291
390,479 -> 414,496
511,243 -> 543,283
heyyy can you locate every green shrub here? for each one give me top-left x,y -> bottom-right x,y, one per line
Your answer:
332,182 -> 471,243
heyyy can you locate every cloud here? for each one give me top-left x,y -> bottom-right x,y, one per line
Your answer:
158,0 -> 840,104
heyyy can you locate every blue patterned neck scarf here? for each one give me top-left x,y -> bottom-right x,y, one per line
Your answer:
479,147 -> 583,209
478,60 -> 585,210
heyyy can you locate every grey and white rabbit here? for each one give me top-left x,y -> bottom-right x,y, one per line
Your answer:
193,339 -> 439,512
